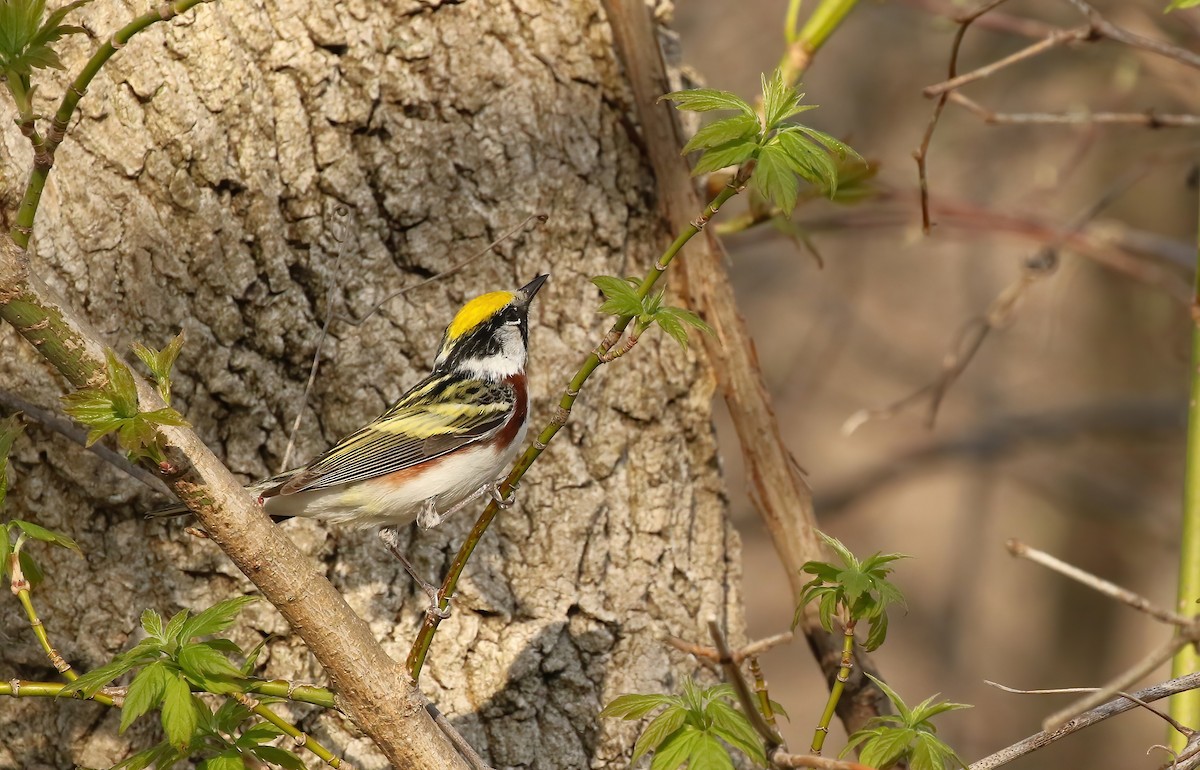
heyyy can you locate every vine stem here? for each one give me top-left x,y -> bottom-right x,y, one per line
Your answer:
405,181 -> 743,679
780,0 -> 861,86
1170,189 -> 1200,748
0,679 -> 116,706
233,693 -> 344,768
810,619 -> 855,754
9,0 -> 217,247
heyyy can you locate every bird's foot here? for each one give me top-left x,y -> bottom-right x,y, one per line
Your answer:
377,527 -> 451,620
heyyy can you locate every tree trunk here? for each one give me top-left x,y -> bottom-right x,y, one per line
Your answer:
0,0 -> 742,767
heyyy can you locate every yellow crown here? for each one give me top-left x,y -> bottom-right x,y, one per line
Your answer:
446,291 -> 514,341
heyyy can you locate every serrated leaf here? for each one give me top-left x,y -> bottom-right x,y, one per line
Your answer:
249,745 -> 307,770
112,742 -> 183,770
707,699 -> 765,763
240,635 -> 270,676
749,143 -> 799,214
161,673 -> 199,749
592,275 -> 644,318
682,114 -> 761,155
179,595 -> 258,640
120,661 -> 169,733
164,608 -> 190,643
237,722 -> 285,747
654,313 -> 690,350
633,705 -> 687,763
61,654 -> 143,698
859,726 -> 916,769
687,732 -> 735,770
660,88 -> 754,117
177,642 -> 246,693
775,128 -> 839,193
865,673 -> 912,723
818,532 -> 859,569
649,725 -> 703,770
12,519 -> 80,552
913,699 -> 973,722
761,70 -> 806,130
105,350 -> 140,418
691,138 -> 758,176
141,407 -> 189,428
141,608 -> 164,640
213,698 -> 254,734
600,692 -> 673,720
864,610 -> 888,652
198,750 -> 246,770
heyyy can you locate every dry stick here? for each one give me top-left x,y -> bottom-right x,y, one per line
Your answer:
968,673 -> 1200,769
0,390 -> 166,492
925,25 -> 1092,97
1062,0 -> 1200,72
947,91 -> 1200,128
426,704 -> 495,770
665,631 -> 795,667
602,0 -> 889,736
899,0 -> 1056,39
1007,539 -> 1192,626
845,166 -> 1151,433
914,0 -> 1012,234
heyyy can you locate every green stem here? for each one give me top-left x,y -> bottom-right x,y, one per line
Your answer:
1169,196 -> 1200,750
245,679 -> 337,709
405,182 -> 743,680
9,0 -> 216,247
778,0 -> 860,86
16,588 -> 77,680
810,619 -> 855,754
0,678 -> 115,706
235,693 -> 343,768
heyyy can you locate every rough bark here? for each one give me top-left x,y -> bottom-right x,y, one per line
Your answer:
0,1 -> 741,767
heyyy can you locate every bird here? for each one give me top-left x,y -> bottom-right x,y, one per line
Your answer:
152,274 -> 548,605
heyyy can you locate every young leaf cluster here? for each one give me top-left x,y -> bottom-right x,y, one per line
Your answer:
58,596 -> 300,769
795,531 -> 906,651
600,679 -> 766,769
1,517 -> 80,589
60,349 -> 188,464
133,331 -> 185,405
592,276 -> 713,350
0,0 -> 90,111
662,69 -> 863,214
842,674 -> 970,770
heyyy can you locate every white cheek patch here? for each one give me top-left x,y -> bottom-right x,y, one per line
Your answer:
457,327 -> 526,379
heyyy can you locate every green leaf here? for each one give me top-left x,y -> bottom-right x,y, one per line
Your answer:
61,654 -> 144,698
760,70 -> 811,130
864,610 -> 888,652
12,519 -> 80,553
164,608 -> 190,643
141,608 -> 164,640
649,725 -> 704,770
112,742 -> 184,770
592,275 -> 645,318
858,726 -> 916,769
1168,0 -> 1200,8
18,550 -> 43,588
133,331 -> 185,404
818,532 -> 859,570
600,692 -> 673,720
0,525 -> 9,574
177,642 -> 246,693
775,128 -> 839,193
691,138 -> 758,176
866,673 -> 912,724
237,722 -> 285,747
161,672 -> 200,749
660,87 -> 754,117
749,143 -> 799,214
105,350 -> 140,419
913,699 -> 972,722
687,732 -> 735,770
180,595 -> 258,640
682,114 -> 761,155
633,705 -> 687,763
249,745 -> 307,770
240,635 -> 271,675
707,699 -> 765,764
839,569 -> 872,608
120,661 -> 169,733
198,750 -> 246,770
654,306 -> 713,351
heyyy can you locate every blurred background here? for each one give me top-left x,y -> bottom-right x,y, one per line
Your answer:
674,0 -> 1198,767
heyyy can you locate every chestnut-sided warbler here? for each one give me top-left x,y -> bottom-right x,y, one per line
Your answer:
154,274 -> 547,533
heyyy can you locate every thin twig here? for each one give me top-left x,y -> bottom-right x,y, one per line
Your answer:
427,704 -> 495,770
923,25 -> 1092,97
913,0 -> 1012,234
1007,540 -> 1192,627
968,673 -> 1200,769
947,92 -> 1200,128
707,622 -> 786,750
1063,0 -> 1200,72
666,631 -> 795,665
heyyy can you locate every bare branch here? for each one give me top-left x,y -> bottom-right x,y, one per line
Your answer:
924,25 -> 1092,97
947,92 -> 1200,128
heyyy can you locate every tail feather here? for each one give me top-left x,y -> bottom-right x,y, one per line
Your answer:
145,501 -> 191,519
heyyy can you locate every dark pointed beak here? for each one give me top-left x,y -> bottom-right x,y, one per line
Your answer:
517,274 -> 549,304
